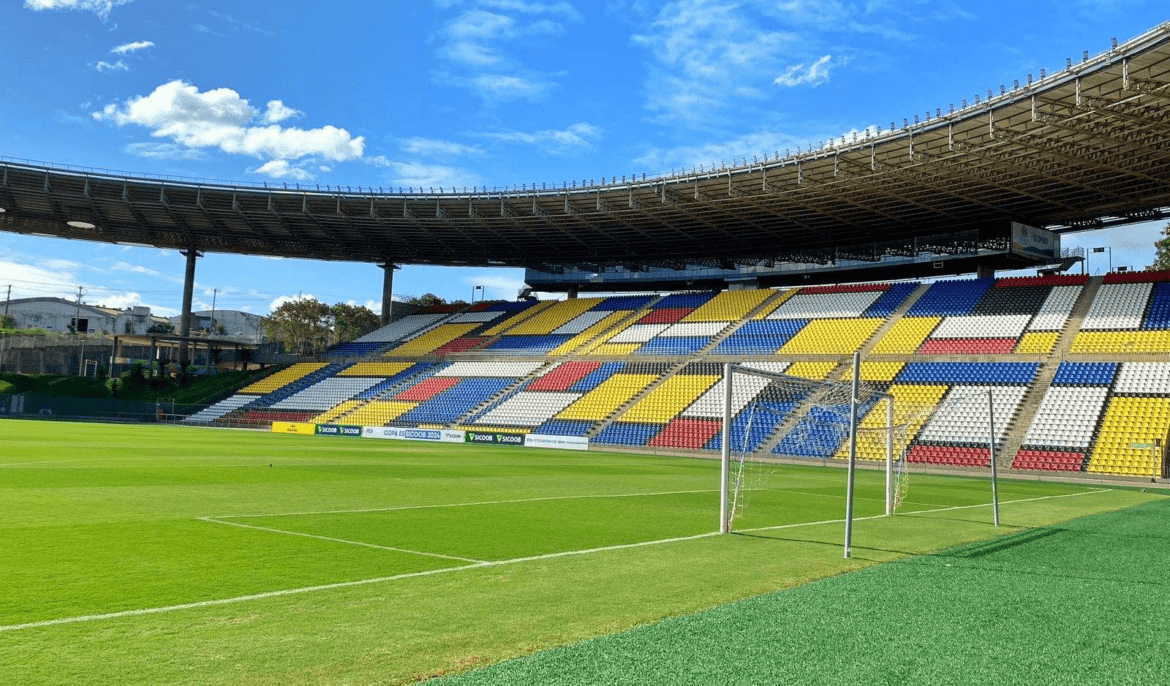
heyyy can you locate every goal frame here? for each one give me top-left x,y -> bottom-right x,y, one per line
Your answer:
719,356 -> 1003,555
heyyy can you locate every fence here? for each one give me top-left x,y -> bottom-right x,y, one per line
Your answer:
0,394 -> 176,423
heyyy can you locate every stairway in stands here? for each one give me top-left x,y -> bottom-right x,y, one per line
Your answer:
996,276 -> 1102,467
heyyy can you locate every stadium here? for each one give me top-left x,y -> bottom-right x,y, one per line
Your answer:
4,12 -> 1170,686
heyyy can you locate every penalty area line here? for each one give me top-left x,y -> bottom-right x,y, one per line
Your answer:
205,488 -> 717,520
0,530 -> 720,634
197,517 -> 484,564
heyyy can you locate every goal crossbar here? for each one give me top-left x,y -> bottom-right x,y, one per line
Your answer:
719,360 -> 896,539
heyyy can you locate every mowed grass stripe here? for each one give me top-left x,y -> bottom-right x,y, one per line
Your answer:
210,488 -> 717,519
440,497 -> 1170,686
235,491 -> 719,561
1,488 -> 1112,634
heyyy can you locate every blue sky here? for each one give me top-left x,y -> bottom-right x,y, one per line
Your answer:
0,0 -> 1166,317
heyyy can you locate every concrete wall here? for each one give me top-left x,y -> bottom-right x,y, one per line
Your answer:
0,335 -> 220,375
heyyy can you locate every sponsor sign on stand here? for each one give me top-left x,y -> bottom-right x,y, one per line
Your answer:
272,421 -> 316,435
315,424 -> 362,437
361,426 -> 465,443
464,431 -> 526,446
524,434 -> 590,451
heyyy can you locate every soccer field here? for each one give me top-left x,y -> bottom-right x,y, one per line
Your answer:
0,419 -> 1159,684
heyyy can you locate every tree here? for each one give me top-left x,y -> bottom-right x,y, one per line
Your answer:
147,322 -> 174,334
0,314 -> 14,330
402,293 -> 470,309
263,298 -> 332,353
1149,222 -> 1170,271
331,303 -> 379,343
404,292 -> 445,307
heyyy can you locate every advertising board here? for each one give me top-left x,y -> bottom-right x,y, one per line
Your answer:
271,421 -> 316,435
524,434 -> 590,451
315,424 -> 362,437
1010,222 -> 1059,259
362,426 -> 465,443
464,431 -> 526,446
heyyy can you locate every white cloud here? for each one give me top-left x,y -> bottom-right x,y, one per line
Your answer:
381,161 -> 484,190
486,122 -> 600,154
111,261 -> 161,277
269,293 -> 316,313
263,100 -> 301,124
627,0 -> 910,125
0,259 -> 78,301
774,55 -> 841,87
468,74 -> 550,101
249,160 -> 313,181
401,137 -> 484,158
631,1 -> 799,124
23,0 -> 132,20
125,142 -> 205,161
633,130 -> 810,174
95,60 -> 128,72
431,2 -> 579,102
111,40 -> 154,54
435,0 -> 581,19
92,81 -> 365,169
464,272 -> 526,300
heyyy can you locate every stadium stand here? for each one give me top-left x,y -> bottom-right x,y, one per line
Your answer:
195,273 -> 1170,482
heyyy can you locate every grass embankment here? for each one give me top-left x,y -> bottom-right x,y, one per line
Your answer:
0,368 -> 270,403
0,419 -> 1160,685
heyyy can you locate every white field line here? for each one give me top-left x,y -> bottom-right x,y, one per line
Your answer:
197,518 -> 484,564
207,489 -> 717,520
0,487 -> 1112,634
736,488 -> 1113,534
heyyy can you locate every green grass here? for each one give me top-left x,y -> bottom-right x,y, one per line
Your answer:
443,499 -> 1170,685
0,419 -> 1160,684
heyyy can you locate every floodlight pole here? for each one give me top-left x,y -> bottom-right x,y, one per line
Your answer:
988,389 -> 1001,527
844,352 -> 860,558
885,396 -> 894,516
720,362 -> 733,534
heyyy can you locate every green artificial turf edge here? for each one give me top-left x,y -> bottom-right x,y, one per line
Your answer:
438,496 -> 1170,685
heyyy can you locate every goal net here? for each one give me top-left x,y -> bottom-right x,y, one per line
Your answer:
719,362 -> 975,534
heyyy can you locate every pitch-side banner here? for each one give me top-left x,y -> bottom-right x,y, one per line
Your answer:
524,434 -> 589,451
315,424 -> 362,437
362,426 -> 466,443
271,421 -> 316,435
464,431 -> 526,446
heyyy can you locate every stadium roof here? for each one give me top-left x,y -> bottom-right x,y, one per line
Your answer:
2,23 -> 1169,270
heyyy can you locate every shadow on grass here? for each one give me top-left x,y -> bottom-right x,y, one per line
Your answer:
942,526 -> 1064,558
731,531 -> 918,557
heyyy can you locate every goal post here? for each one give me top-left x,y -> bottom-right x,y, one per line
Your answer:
718,359 -> 1009,552
718,357 -> 897,542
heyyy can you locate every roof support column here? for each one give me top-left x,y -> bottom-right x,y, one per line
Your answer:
179,249 -> 202,366
976,264 -> 995,280
378,262 -> 399,326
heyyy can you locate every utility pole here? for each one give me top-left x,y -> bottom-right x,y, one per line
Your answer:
73,286 -> 83,333
211,288 -> 218,335
0,285 -> 9,373
75,286 -> 85,376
